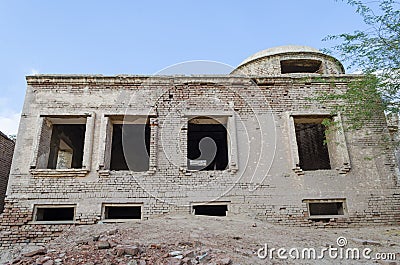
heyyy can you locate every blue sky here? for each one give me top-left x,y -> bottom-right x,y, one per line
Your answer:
0,1 -> 366,135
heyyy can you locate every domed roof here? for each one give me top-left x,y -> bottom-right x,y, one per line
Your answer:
238,45 -> 322,68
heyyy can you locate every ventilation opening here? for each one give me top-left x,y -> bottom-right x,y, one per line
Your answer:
280,59 -> 322,74
104,206 -> 141,219
309,202 -> 344,217
47,124 -> 86,169
35,207 -> 75,221
187,117 -> 228,171
294,117 -> 331,170
193,205 -> 228,216
110,123 -> 150,171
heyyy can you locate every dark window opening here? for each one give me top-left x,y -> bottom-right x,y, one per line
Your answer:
295,121 -> 331,170
309,202 -> 344,217
36,207 -> 75,221
193,205 -> 228,217
187,119 -> 228,171
47,124 -> 86,169
104,206 -> 141,219
110,123 -> 150,171
280,59 -> 322,74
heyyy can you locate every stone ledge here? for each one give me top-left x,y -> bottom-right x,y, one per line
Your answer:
30,169 -> 89,177
98,169 -> 156,177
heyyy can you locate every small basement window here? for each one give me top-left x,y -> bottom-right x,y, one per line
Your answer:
103,205 -> 142,220
110,121 -> 150,171
35,206 -> 75,222
280,59 -> 322,74
294,116 -> 331,170
193,204 -> 228,217
187,117 -> 228,171
304,199 -> 347,219
309,202 -> 344,216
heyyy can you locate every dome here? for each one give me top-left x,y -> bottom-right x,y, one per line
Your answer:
238,45 -> 321,68
232,45 -> 345,75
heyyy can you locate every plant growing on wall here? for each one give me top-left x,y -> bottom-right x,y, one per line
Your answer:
320,0 -> 399,130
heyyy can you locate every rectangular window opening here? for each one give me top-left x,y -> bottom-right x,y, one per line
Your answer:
35,206 -> 75,222
193,204 -> 228,217
281,59 -> 322,74
110,122 -> 150,171
104,205 -> 142,220
308,202 -> 345,219
47,124 -> 86,169
294,116 -> 331,171
187,117 -> 228,171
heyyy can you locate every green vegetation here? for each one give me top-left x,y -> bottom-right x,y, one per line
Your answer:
321,0 -> 399,129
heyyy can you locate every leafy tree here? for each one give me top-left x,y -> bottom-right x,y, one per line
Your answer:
320,0 -> 399,130
8,134 -> 16,142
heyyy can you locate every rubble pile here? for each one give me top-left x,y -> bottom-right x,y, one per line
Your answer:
7,228 -> 233,265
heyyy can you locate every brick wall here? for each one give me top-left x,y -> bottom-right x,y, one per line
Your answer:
0,131 -> 14,213
1,49 -> 399,249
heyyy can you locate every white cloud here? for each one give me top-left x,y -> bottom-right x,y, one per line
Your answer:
0,112 -> 21,136
350,69 -> 363,74
29,68 -> 40,75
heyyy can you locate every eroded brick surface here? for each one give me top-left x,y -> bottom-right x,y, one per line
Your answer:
0,132 -> 14,213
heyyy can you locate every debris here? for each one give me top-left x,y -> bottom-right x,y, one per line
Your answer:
36,255 -> 51,264
217,257 -> 232,265
351,238 -> 382,246
43,260 -> 55,265
183,250 -> 194,258
11,258 -> 21,264
196,252 -> 208,261
97,241 -> 111,249
124,246 -> 140,256
107,229 -> 118,235
169,250 -> 183,257
23,247 -> 47,257
182,257 -> 192,265
165,257 -> 183,265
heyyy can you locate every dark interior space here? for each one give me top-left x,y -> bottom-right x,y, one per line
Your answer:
187,123 -> 228,171
47,124 -> 86,169
36,207 -> 75,221
309,202 -> 344,216
280,59 -> 322,74
110,124 -> 150,171
104,206 -> 141,219
193,205 -> 228,216
295,122 -> 331,170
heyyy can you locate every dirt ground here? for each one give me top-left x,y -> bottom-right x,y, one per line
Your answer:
1,214 -> 399,264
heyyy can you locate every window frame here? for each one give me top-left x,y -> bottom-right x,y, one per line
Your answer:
98,114 -> 158,175
30,113 -> 95,177
190,201 -> 231,217
303,198 -> 348,220
101,203 -> 143,222
182,112 -> 238,174
287,112 -> 351,175
280,59 -> 323,74
32,204 -> 76,224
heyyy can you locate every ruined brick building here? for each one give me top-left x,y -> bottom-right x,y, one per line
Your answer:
1,45 -> 399,247
0,131 -> 14,213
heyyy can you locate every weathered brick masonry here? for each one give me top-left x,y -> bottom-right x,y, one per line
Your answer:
1,45 -> 399,248
0,131 -> 14,213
